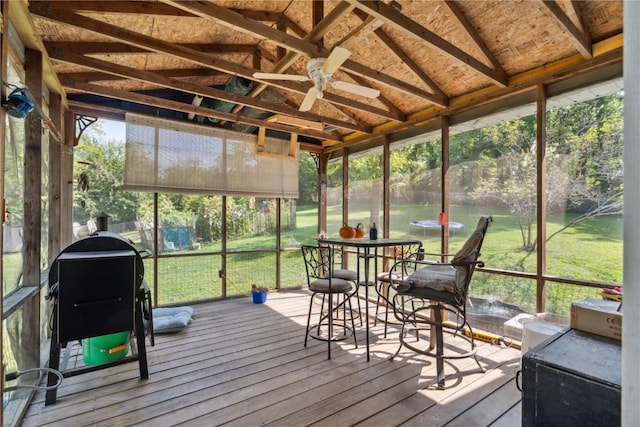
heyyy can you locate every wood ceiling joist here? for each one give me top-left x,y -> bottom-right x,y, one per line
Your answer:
51,50 -> 370,133
233,2 -> 355,112
350,9 -> 448,105
38,1 -> 196,16
60,67 -> 228,84
238,2 -> 405,124
441,1 -> 506,74
44,41 -> 259,56
230,9 -> 311,39
31,2 -> 400,123
46,0 -> 308,39
539,0 -> 592,58
335,10 -> 407,117
67,81 -> 341,142
162,0 -> 446,106
346,0 -> 509,88
336,37 -> 622,151
560,0 -> 588,34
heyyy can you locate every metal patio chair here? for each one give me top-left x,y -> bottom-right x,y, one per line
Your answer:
375,241 -> 424,337
301,244 -> 358,359
386,216 -> 493,389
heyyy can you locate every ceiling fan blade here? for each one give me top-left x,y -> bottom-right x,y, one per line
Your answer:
331,80 -> 380,98
299,88 -> 320,112
252,72 -> 308,82
321,46 -> 351,75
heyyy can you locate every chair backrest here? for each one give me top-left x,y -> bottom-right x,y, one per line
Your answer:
388,241 -> 424,275
451,216 -> 492,297
395,241 -> 423,260
328,244 -> 350,269
301,244 -> 333,283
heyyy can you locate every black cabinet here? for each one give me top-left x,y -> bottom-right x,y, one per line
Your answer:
522,328 -> 621,427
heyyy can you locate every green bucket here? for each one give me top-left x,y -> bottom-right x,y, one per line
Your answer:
82,331 -> 130,365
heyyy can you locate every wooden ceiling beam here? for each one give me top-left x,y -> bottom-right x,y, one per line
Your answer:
66,81 -> 341,142
350,8 -> 447,105
441,1 -> 506,75
561,0 -> 588,35
539,0 -> 592,58
332,9 -> 407,118
161,0 -> 445,105
48,0 -> 311,39
31,1 -> 400,122
235,1 -> 354,111
335,40 -> 622,151
50,50 -> 370,133
346,0 -> 509,87
39,1 -> 196,16
59,68 -> 229,84
45,41 -> 258,56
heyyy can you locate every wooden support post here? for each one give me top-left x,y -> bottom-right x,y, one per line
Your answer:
23,47 -> 43,374
536,84 -> 547,313
48,92 -> 63,264
257,126 -> 265,153
289,132 -> 297,157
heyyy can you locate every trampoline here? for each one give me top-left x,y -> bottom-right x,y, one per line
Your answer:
410,219 -> 464,235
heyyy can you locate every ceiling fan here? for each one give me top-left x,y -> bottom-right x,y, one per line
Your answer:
253,46 -> 380,112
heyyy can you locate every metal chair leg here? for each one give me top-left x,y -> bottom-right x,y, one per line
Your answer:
434,307 -> 445,389
305,293 -> 314,347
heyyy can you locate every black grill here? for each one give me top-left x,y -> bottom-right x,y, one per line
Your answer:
45,231 -> 152,405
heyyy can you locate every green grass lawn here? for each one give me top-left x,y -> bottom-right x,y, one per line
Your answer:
2,203 -> 622,314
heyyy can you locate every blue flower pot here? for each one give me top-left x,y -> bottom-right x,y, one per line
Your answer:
252,291 -> 267,304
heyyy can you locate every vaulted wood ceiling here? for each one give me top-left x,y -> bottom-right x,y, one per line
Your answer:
20,0 -> 623,149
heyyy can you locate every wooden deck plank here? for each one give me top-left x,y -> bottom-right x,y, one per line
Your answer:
490,401 -> 522,427
355,343 -> 517,427
398,352 -> 520,426
444,375 -> 523,426
21,291 -> 522,427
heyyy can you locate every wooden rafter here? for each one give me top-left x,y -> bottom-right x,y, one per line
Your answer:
50,50 -> 369,133
232,1 -> 354,113
539,0 -> 592,58
441,1 -> 506,74
59,68 -> 228,85
37,0 -> 196,16
69,81 -> 342,142
31,2 -> 400,123
161,0 -> 446,105
44,41 -> 259,56
560,0 -> 588,35
346,0 -> 509,87
351,9 -> 448,105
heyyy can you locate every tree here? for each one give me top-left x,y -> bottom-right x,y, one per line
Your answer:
74,127 -> 142,224
471,95 -> 623,250
297,152 -> 318,204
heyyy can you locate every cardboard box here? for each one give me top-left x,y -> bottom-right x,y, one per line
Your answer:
570,298 -> 622,340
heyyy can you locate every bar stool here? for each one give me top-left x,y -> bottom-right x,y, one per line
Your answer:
301,245 -> 358,359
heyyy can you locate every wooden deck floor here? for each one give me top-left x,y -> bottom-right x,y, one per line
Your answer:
22,291 -> 522,427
